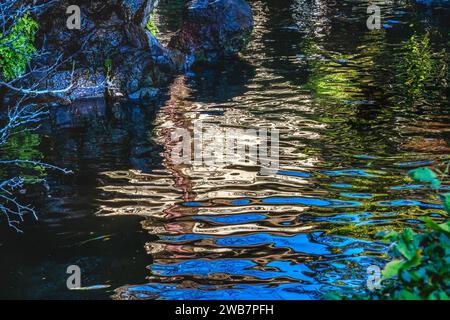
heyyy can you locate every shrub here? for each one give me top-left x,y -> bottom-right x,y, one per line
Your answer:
370,220 -> 450,300
0,13 -> 38,80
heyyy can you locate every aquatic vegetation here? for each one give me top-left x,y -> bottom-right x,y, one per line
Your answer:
398,33 -> 432,96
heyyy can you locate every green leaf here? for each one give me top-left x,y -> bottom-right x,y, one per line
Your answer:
146,15 -> 159,37
422,217 -> 450,236
403,250 -> 422,269
378,230 -> 398,241
438,292 -> 450,300
397,290 -> 421,300
407,167 -> 438,183
439,193 -> 450,215
382,259 -> 406,280
402,228 -> 414,242
396,242 -> 415,260
431,179 -> 441,189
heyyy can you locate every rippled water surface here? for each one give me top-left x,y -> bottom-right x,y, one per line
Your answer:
1,0 -> 449,299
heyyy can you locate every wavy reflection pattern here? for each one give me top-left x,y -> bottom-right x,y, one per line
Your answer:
96,0 -> 449,299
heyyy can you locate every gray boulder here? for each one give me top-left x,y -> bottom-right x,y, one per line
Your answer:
169,0 -> 254,64
20,0 -> 253,106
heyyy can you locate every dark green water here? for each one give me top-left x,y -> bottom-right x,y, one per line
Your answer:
0,0 -> 449,299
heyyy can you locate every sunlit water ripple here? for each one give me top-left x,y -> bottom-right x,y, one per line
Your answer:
94,0 -> 450,299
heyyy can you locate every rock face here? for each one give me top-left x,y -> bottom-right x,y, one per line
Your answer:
40,0 -> 156,53
169,0 -> 254,64
25,0 -> 253,113
36,0 -> 165,99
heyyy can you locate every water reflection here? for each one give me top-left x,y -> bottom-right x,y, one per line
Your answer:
2,0 -> 448,299
106,0 -> 450,299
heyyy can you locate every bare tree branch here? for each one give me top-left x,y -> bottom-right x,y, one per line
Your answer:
0,0 -> 74,231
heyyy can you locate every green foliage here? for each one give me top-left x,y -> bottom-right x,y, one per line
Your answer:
370,165 -> 450,299
408,166 -> 441,189
0,13 -> 38,80
146,16 -> 159,37
408,167 -> 438,184
330,165 -> 450,300
408,165 -> 449,214
371,222 -> 449,300
439,193 -> 450,214
104,58 -> 113,70
330,222 -> 450,300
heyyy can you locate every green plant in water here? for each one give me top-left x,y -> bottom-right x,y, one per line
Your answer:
0,13 -> 38,80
